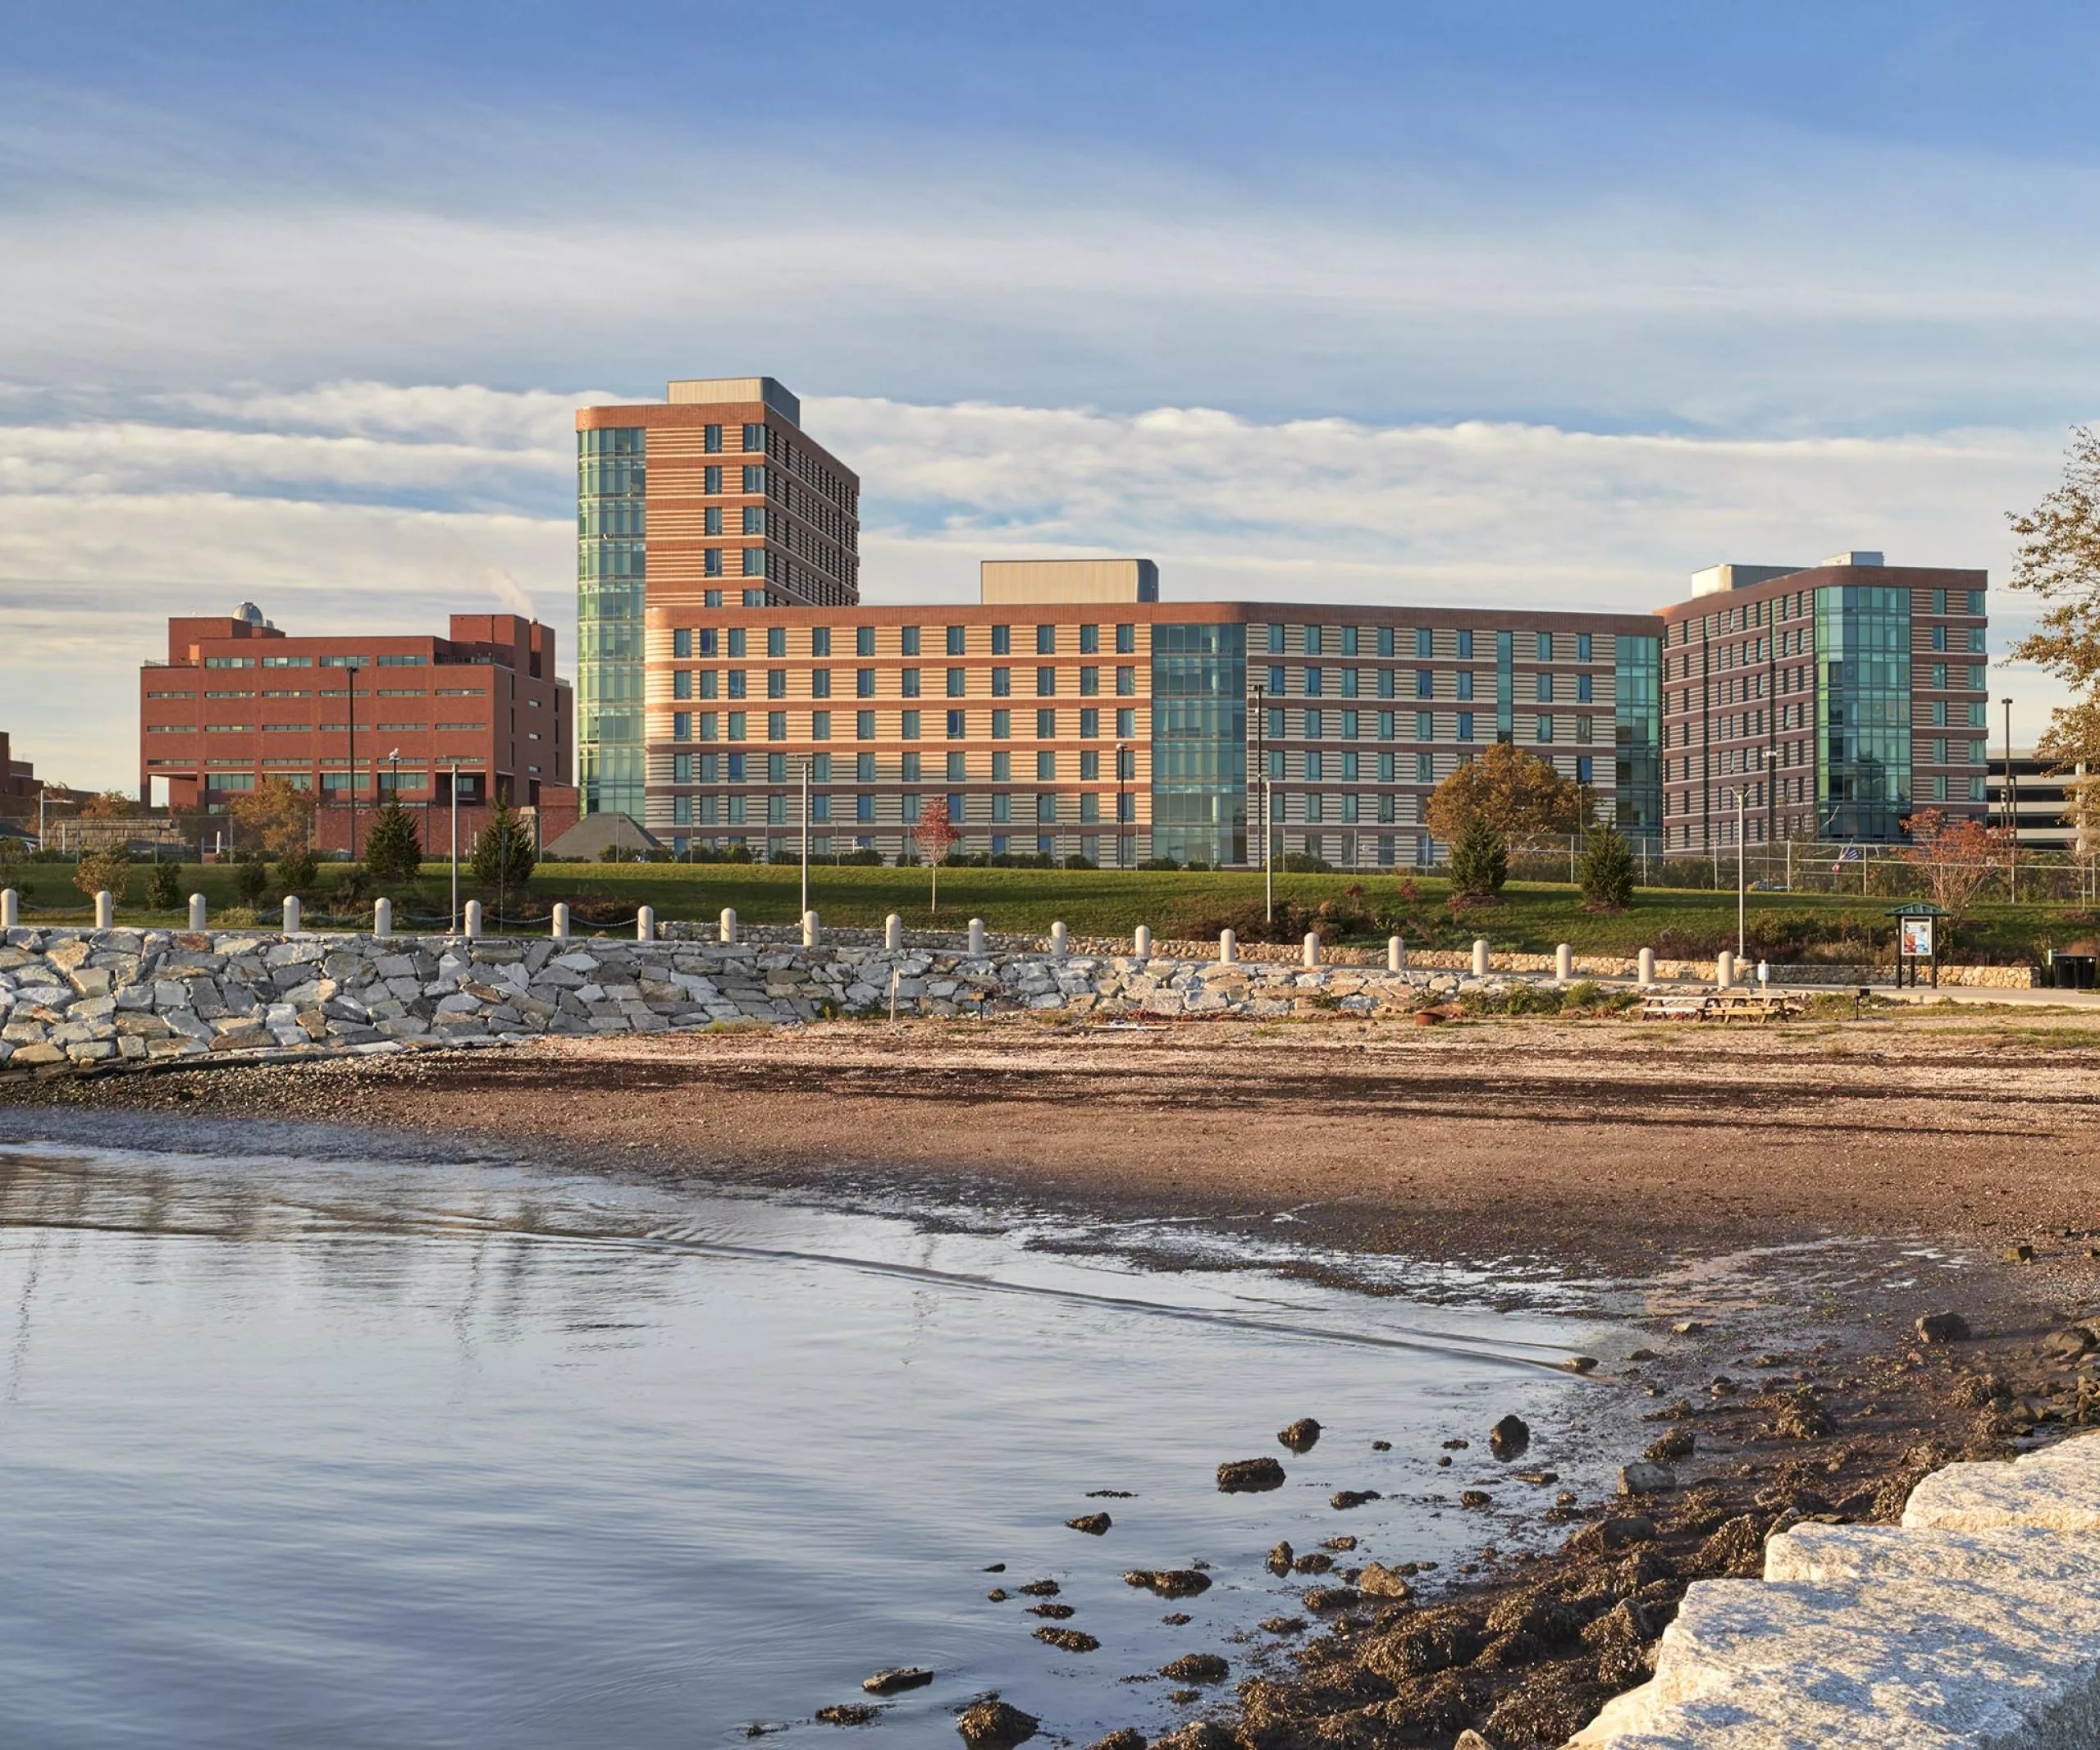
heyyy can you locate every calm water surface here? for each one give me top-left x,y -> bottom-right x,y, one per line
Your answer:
0,1133 -> 1621,1747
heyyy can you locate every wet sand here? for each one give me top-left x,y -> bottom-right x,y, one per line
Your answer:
8,1007 -> 2100,1748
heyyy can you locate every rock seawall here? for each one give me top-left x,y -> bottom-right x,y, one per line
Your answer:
0,926 -> 1513,1071
1569,1432 -> 2100,1748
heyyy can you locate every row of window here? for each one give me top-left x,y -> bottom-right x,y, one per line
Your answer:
670,751 -> 1139,784
1262,627 -> 1602,661
149,721 -> 488,734
669,665 -> 1143,701
147,688 -> 486,701
198,652 -> 429,670
671,623 -> 1143,660
1261,666 -> 1598,701
665,708 -> 1142,743
670,793 -> 1138,827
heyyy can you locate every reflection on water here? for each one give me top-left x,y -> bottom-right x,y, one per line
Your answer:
0,1137 -> 1616,1748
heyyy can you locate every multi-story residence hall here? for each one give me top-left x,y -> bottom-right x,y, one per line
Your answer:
641,560 -> 1667,868
577,377 -> 861,820
1656,553 -> 1990,852
139,605 -> 572,813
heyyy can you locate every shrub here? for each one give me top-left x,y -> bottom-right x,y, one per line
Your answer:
275,846 -> 319,894
1578,825 -> 1636,911
835,847 -> 883,866
363,798 -> 422,884
75,844 -> 132,904
145,860 -> 184,911
1139,856 -> 1181,870
1563,979 -> 1600,1010
234,853 -> 271,906
1062,853 -> 1098,870
1282,851 -> 1333,873
1449,816 -> 1509,898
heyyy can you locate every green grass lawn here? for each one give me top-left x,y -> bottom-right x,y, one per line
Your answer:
7,857 -> 2095,963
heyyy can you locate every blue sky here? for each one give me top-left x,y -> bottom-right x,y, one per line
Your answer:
2,2 -> 2095,784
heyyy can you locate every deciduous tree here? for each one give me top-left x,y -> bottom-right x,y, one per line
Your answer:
74,844 -> 130,903
230,775 -> 317,859
1900,809 -> 2011,921
1426,742 -> 1586,852
2011,427 -> 2100,767
912,797 -> 961,913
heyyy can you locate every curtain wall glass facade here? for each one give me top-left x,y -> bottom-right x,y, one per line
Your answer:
578,427 -> 646,816
1815,585 -> 1911,841
1613,634 -> 1662,843
1149,624 -> 1246,865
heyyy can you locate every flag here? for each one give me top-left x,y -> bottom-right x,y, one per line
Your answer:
1832,843 -> 1860,874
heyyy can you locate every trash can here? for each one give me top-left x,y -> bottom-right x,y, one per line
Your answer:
2050,953 -> 2097,989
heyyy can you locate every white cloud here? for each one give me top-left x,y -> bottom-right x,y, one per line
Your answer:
0,385 -> 2077,789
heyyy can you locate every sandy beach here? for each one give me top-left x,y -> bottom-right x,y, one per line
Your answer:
8,1007 -> 2097,1748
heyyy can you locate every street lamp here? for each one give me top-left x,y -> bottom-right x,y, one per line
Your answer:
1730,749 -> 1770,962
2002,697 -> 2017,904
448,759 -> 462,934
1253,684 -> 1271,924
799,755 -> 812,921
342,655 -> 368,861
1115,742 -> 1129,869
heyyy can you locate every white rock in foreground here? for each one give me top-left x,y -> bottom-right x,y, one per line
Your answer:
1568,1432 -> 2100,1748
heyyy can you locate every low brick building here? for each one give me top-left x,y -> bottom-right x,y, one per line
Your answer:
0,732 -> 38,815
139,605 -> 577,854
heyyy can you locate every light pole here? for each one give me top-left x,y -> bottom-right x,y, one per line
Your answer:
448,759 -> 462,933
799,756 -> 811,921
1115,741 -> 1129,869
2002,697 -> 2018,904
343,655 -> 367,861
1253,684 -> 1271,923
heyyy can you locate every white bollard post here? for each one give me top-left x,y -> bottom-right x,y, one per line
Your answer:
1637,947 -> 1655,989
637,905 -> 656,943
189,893 -> 208,931
95,890 -> 115,930
884,912 -> 902,952
1389,934 -> 1406,972
281,895 -> 301,934
1555,943 -> 1573,984
1716,949 -> 1735,989
802,908 -> 819,948
1050,921 -> 1067,958
1133,924 -> 1152,961
1472,938 -> 1490,978
1758,959 -> 1770,989
0,888 -> 16,930
551,902 -> 570,939
463,899 -> 483,939
373,897 -> 393,939
1219,927 -> 1238,965
719,907 -> 737,945
967,917 -> 987,956
1303,930 -> 1321,968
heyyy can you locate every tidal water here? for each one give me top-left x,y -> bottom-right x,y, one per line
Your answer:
0,1131 -> 1623,1747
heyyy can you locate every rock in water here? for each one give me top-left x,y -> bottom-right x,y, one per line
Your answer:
1618,1461 -> 1677,1496
1085,1733 -> 1147,1750
1065,1513 -> 1112,1535
1124,1568 -> 1212,1598
1032,1626 -> 1100,1652
861,1667 -> 934,1695
1488,1414 -> 1531,1460
956,1698 -> 1039,1748
1331,1488 -> 1381,1510
1217,1456 -> 1286,1492
1265,1539 -> 1294,1576
1159,1653 -> 1229,1684
817,1703 -> 881,1725
1277,1417 -> 1322,1452
1358,1561 -> 1415,1599
1643,1426 -> 1695,1464
1916,1309 -> 1971,1343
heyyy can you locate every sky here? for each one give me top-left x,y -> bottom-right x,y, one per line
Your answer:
2,0 -> 2097,788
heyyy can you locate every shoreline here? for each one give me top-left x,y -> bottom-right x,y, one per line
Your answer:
6,1015 -> 2097,1747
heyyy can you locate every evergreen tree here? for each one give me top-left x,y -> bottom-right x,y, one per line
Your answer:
233,851 -> 270,906
471,801 -> 536,921
1578,823 -> 1637,911
1449,814 -> 1509,898
364,797 -> 423,884
146,859 -> 184,911
276,846 -> 318,894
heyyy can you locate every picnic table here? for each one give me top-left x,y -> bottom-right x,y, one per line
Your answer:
1638,988 -> 1802,1024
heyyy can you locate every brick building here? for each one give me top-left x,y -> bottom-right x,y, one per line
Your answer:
0,731 -> 39,814
139,604 -> 574,851
1656,553 -> 1990,852
576,377 -> 862,823
643,562 -> 1664,868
